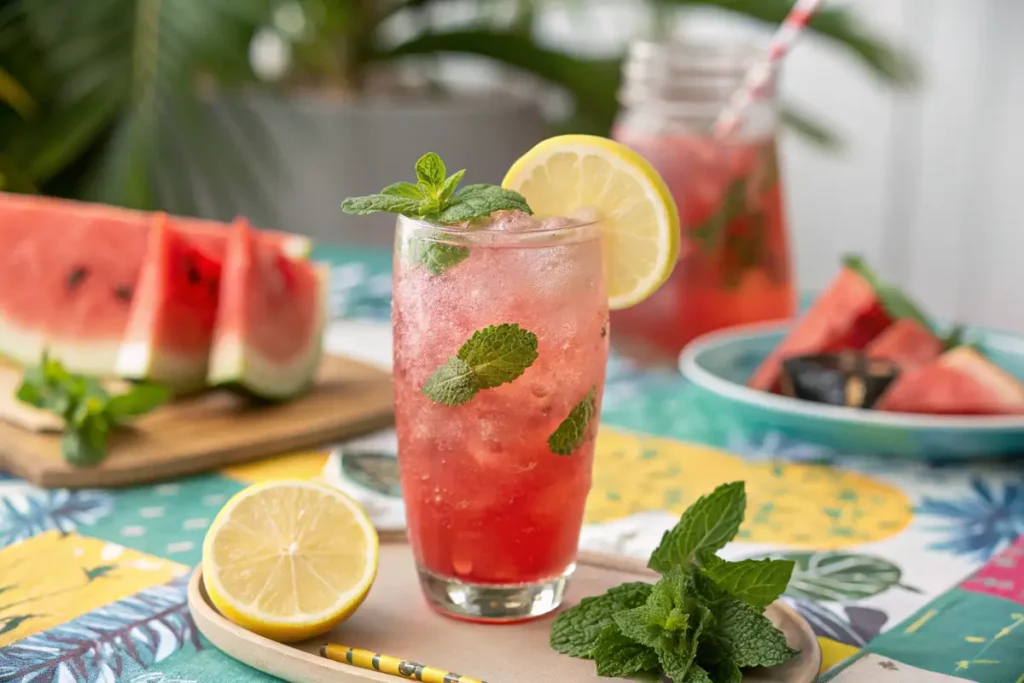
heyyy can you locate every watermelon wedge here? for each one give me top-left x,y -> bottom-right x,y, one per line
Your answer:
114,214 -> 223,392
876,347 -> 1024,415
748,259 -> 893,391
0,192 -> 311,379
207,218 -> 327,399
865,318 -> 943,370
0,200 -> 149,375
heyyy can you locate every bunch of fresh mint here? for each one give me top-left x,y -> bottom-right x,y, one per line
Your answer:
421,323 -> 597,457
341,153 -> 533,276
16,354 -> 168,467
551,482 -> 798,682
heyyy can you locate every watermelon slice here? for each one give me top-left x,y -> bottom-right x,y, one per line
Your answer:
748,256 -> 934,392
0,200 -> 149,375
0,192 -> 311,379
876,347 -> 1024,415
207,219 -> 327,399
114,214 -> 222,392
865,318 -> 943,370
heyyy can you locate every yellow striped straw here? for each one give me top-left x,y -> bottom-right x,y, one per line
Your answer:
320,644 -> 488,683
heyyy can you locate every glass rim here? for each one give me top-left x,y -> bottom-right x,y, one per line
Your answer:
396,212 -> 603,243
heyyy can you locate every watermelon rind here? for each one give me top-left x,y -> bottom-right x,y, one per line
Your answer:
207,263 -> 329,400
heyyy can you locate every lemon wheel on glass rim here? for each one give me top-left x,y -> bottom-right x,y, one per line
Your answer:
502,135 -> 680,310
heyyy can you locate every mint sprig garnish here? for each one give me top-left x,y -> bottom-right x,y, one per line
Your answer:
421,323 -> 538,407
16,354 -> 168,467
550,482 -> 799,678
548,386 -> 597,456
343,153 -> 532,276
341,152 -> 531,224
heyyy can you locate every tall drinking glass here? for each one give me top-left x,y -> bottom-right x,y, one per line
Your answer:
392,211 -> 608,622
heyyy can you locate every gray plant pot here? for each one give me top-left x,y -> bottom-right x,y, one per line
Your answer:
169,92 -> 551,248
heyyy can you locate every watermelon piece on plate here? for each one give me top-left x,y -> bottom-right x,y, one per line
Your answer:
748,256 -> 935,392
115,214 -> 223,392
748,259 -> 894,391
208,218 -> 327,399
876,346 -> 1024,415
865,318 -> 943,370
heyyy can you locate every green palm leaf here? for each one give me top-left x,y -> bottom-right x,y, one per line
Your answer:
2,0 -> 279,214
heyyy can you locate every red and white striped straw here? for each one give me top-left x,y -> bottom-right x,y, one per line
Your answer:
712,0 -> 827,139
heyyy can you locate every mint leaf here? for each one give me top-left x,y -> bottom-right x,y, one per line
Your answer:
416,152 -> 446,189
548,386 -> 597,456
590,625 -> 660,677
438,169 -> 465,205
433,185 -> 532,223
457,323 -> 538,389
422,324 -> 538,407
342,153 -> 532,224
648,481 -> 747,573
550,582 -> 653,658
63,400 -> 110,467
700,659 -> 742,683
414,240 -> 470,276
711,599 -> 798,668
700,555 -> 794,609
341,194 -> 424,217
106,383 -> 169,423
421,356 -> 480,407
382,181 -> 426,200
680,664 -> 713,683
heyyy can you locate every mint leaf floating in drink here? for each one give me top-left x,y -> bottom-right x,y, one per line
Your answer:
549,481 -> 799,679
341,152 -> 532,275
420,357 -> 480,407
548,385 -> 597,456
16,353 -> 168,466
648,481 -> 746,573
421,323 -> 538,406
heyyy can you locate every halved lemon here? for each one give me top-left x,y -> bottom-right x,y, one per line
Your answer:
202,480 -> 378,643
502,135 -> 680,309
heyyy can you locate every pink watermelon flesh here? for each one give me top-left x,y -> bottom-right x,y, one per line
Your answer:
114,214 -> 222,391
865,318 -> 943,371
0,192 -> 310,380
208,218 -> 326,399
876,347 -> 1024,415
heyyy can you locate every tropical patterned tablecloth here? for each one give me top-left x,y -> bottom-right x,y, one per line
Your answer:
1,244 -> 1023,683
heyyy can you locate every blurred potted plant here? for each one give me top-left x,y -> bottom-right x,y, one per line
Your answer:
0,0 -> 913,244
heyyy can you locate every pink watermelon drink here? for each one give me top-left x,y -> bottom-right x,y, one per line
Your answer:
393,211 -> 607,604
609,132 -> 795,358
343,154 -> 610,622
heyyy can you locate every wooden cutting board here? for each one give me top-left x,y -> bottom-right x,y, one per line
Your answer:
0,355 -> 394,489
188,543 -> 822,683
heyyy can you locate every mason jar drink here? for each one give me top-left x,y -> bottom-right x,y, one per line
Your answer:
611,40 -> 797,362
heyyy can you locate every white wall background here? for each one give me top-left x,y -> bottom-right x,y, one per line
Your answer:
533,0 -> 1023,332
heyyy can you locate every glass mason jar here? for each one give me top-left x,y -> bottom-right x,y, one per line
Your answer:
610,39 -> 797,363
391,212 -> 609,621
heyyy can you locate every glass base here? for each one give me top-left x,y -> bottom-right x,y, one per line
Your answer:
416,564 -> 574,623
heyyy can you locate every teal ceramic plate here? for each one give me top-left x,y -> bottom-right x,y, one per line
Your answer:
679,322 -> 1024,460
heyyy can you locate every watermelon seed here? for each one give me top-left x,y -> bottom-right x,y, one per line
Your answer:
186,261 -> 202,286
66,266 -> 89,290
113,285 -> 133,302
